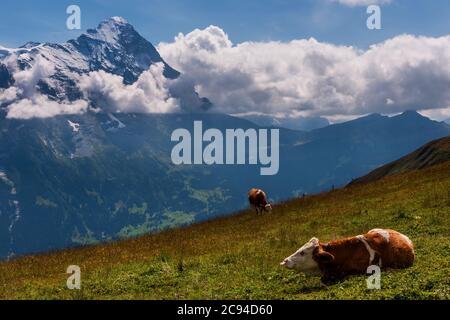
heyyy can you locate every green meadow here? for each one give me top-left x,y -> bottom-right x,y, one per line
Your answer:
1,162 -> 449,300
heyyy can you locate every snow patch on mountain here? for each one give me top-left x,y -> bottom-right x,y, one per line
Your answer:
7,199 -> 21,260
68,120 -> 80,132
0,171 -> 15,195
86,16 -> 129,43
0,170 -> 21,259
107,113 -> 126,129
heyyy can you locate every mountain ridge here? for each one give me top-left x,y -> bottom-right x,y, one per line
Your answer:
348,136 -> 450,186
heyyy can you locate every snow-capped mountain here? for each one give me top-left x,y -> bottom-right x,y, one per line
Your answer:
0,17 -> 208,108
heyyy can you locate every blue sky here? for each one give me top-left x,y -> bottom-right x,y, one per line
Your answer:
1,0 -> 449,48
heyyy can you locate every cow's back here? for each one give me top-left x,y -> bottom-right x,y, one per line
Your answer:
248,188 -> 266,206
365,229 -> 415,269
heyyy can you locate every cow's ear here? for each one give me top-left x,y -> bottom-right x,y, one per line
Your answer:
315,251 -> 334,263
309,237 -> 320,246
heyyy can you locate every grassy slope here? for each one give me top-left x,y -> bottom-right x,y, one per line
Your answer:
1,162 -> 449,300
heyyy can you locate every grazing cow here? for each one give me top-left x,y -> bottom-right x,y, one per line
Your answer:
280,228 -> 414,284
248,188 -> 272,214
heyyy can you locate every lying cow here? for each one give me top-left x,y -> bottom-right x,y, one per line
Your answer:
280,228 -> 414,284
248,188 -> 272,214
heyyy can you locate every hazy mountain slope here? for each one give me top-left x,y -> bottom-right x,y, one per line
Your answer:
0,113 -> 279,258
0,110 -> 449,259
277,111 -> 450,192
349,136 -> 450,185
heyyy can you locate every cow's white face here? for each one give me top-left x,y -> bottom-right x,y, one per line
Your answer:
265,204 -> 272,213
280,237 -> 320,274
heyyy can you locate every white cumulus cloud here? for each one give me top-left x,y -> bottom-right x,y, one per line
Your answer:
1,59 -> 178,119
6,97 -> 88,119
78,63 -> 179,114
0,87 -> 19,103
158,26 -> 450,120
2,57 -> 88,119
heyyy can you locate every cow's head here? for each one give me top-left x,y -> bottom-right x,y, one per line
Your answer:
280,237 -> 334,274
264,203 -> 272,213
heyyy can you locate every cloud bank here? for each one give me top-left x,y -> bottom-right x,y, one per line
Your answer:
7,96 -> 88,119
1,58 -> 177,119
2,25 -> 450,121
78,63 -> 178,114
158,26 -> 450,120
1,57 -> 88,119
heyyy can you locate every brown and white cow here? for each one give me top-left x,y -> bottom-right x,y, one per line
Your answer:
248,188 -> 272,214
280,228 -> 415,284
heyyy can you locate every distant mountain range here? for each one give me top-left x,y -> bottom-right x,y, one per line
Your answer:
1,18 -> 450,259
235,113 -> 329,131
0,110 -> 448,259
349,136 -> 450,186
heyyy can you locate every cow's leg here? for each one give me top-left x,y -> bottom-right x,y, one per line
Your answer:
321,275 -> 338,285
321,273 -> 346,285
